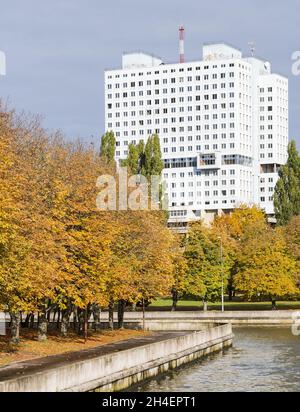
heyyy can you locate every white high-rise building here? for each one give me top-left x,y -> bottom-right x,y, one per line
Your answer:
104,43 -> 288,230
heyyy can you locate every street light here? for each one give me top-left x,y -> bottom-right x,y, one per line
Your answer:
218,236 -> 224,312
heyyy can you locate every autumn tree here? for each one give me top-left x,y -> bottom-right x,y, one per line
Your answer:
213,206 -> 267,300
51,143 -> 118,338
234,224 -> 298,308
0,110 -> 29,344
0,108 -> 68,342
105,210 -> 175,328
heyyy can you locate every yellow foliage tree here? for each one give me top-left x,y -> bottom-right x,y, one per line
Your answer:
234,225 -> 298,308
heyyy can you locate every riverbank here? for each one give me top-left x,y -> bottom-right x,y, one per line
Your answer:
0,324 -> 233,392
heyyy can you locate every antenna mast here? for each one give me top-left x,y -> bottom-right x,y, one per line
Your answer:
179,25 -> 185,63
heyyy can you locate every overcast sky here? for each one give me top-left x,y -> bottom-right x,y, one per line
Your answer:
0,0 -> 299,147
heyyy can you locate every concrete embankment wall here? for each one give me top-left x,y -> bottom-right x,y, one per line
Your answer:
101,310 -> 300,328
101,320 -> 216,331
0,324 -> 233,392
2,310 -> 299,328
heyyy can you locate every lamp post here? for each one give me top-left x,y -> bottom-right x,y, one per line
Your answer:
218,236 -> 224,312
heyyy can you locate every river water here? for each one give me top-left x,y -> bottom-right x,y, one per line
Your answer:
132,327 -> 300,392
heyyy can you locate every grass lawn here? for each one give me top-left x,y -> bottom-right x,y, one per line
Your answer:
150,298 -> 300,311
0,328 -> 149,367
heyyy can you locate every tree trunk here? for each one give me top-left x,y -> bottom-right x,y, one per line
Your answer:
83,308 -> 88,342
228,286 -> 233,301
47,308 -> 51,322
77,309 -> 84,335
23,313 -> 30,328
171,288 -> 178,312
271,299 -> 277,310
56,309 -> 61,330
29,312 -> 35,329
118,300 -> 126,329
10,312 -> 21,345
38,310 -> 48,341
92,305 -> 101,332
73,307 -> 78,331
60,309 -> 71,337
203,300 -> 208,312
142,299 -> 146,331
87,304 -> 92,326
108,300 -> 114,330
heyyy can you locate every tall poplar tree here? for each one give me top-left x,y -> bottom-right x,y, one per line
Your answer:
121,141 -> 145,175
100,131 -> 116,164
274,140 -> 300,225
144,134 -> 164,178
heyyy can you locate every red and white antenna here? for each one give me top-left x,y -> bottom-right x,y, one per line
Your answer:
179,25 -> 185,63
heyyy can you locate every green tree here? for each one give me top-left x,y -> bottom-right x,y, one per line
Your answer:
122,135 -> 163,178
284,215 -> 300,287
274,140 -> 300,225
144,134 -> 164,178
121,142 -> 144,175
171,246 -> 188,311
184,222 -> 231,311
100,131 -> 116,164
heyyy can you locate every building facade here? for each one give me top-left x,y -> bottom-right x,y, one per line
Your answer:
104,43 -> 288,229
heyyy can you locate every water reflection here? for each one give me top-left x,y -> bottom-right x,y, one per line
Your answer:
130,327 -> 300,392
